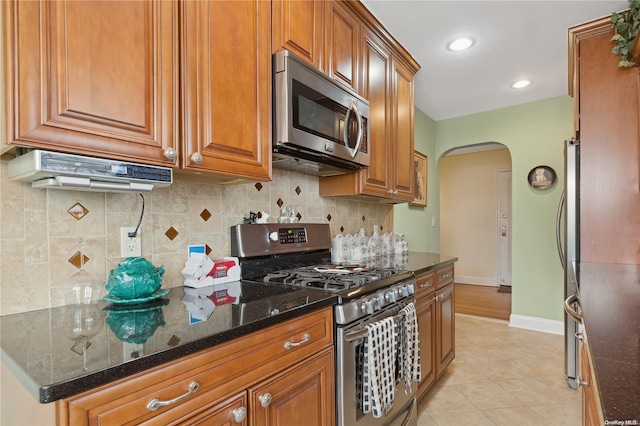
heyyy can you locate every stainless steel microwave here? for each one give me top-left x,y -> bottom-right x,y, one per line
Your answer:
273,50 -> 370,176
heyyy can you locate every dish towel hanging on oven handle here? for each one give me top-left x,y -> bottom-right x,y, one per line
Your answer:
398,302 -> 421,393
362,317 -> 397,418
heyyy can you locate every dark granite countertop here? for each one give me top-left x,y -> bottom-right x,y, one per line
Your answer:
403,252 -> 458,275
578,262 -> 640,423
0,282 -> 337,403
0,252 -> 457,405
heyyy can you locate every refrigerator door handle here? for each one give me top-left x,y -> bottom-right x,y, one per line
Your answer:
564,294 -> 583,324
556,190 -> 566,268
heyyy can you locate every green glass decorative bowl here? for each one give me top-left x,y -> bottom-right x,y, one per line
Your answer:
105,257 -> 165,300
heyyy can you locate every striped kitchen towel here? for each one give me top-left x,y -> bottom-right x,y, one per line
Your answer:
398,302 -> 421,392
362,317 -> 397,418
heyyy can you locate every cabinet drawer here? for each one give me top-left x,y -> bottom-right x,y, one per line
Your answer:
415,271 -> 435,295
59,307 -> 333,426
436,265 -> 454,289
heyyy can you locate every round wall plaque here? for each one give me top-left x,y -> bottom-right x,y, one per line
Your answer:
527,165 -> 556,190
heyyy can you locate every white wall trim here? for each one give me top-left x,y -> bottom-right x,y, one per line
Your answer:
509,314 -> 564,335
455,275 -> 497,286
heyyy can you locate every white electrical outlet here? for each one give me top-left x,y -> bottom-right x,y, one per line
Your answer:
120,227 -> 142,257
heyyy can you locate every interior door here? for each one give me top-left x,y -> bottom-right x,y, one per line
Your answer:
497,169 -> 512,286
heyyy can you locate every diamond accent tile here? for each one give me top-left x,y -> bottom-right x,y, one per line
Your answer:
167,335 -> 181,347
200,209 -> 212,222
296,212 -> 302,221
362,215 -> 366,222
68,251 -> 90,269
327,214 -> 332,222
67,202 -> 89,221
205,245 -> 212,255
295,186 -> 301,195
165,227 -> 179,241
340,226 -> 345,233
277,198 -> 284,208
255,182 -> 263,191
70,339 -> 91,356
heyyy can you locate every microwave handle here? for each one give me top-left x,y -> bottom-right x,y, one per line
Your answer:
344,102 -> 363,158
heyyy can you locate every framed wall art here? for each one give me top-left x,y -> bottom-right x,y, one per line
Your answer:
527,165 -> 556,190
411,151 -> 427,206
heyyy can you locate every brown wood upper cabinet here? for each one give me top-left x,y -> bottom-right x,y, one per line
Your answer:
2,0 -> 178,165
3,0 -> 271,182
319,2 -> 420,202
272,0 -> 324,70
181,0 -> 271,180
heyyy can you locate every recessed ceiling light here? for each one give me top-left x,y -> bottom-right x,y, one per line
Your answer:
447,37 -> 474,52
510,80 -> 531,89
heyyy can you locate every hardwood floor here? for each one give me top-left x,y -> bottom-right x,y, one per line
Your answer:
454,283 -> 511,321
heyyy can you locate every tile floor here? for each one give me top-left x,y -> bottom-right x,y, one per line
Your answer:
417,314 -> 582,425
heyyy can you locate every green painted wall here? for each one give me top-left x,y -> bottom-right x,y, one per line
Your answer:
393,108 -> 440,252
395,96 -> 574,322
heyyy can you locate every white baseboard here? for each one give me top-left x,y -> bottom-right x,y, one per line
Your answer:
455,275 -> 497,286
509,314 -> 564,335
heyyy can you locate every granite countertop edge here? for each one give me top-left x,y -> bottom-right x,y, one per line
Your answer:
8,295 -> 338,404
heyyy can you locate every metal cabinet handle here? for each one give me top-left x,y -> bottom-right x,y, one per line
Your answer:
191,152 -> 203,164
284,333 -> 311,350
164,147 -> 177,160
147,381 -> 200,411
232,406 -> 247,423
259,392 -> 272,407
564,294 -> 583,324
419,282 -> 432,288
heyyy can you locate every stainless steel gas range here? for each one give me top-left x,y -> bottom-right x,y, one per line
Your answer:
231,223 -> 419,426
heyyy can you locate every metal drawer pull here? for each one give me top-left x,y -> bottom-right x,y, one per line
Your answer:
284,333 -> 311,350
419,282 -> 432,288
147,381 -> 200,411
232,406 -> 247,422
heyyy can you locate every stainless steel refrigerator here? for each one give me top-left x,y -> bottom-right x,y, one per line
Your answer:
556,138 -> 580,390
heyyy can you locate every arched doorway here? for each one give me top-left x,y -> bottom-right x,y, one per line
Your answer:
439,142 -> 512,320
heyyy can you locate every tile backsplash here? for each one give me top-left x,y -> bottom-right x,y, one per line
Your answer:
0,161 -> 393,315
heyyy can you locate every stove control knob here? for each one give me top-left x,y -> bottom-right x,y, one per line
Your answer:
268,231 -> 279,242
385,290 -> 396,303
372,297 -> 380,311
407,283 -> 415,295
400,285 -> 409,297
362,300 -> 374,314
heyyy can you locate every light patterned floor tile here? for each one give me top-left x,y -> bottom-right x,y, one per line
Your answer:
482,406 -> 554,425
418,314 -> 582,425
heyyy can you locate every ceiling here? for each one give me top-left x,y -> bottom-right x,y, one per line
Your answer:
360,0 -> 629,121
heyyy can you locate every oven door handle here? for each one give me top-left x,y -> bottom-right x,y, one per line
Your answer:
344,328 -> 368,342
399,397 -> 416,426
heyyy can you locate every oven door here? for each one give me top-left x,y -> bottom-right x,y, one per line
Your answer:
274,50 -> 370,167
336,299 -> 417,426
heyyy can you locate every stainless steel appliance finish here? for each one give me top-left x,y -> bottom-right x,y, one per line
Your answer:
273,50 -> 370,177
8,149 -> 172,193
231,223 -> 418,426
556,138 -> 581,390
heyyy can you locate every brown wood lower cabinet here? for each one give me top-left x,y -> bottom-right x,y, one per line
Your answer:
579,333 -> 604,426
56,307 -> 334,426
415,265 -> 456,400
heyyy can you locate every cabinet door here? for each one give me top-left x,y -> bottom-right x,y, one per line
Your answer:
3,0 -> 178,165
436,283 -> 455,376
177,393 -> 248,426
390,57 -> 415,201
250,348 -> 334,426
416,291 -> 436,398
324,0 -> 360,93
359,25 -> 392,197
272,0 -> 323,69
181,0 -> 271,181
